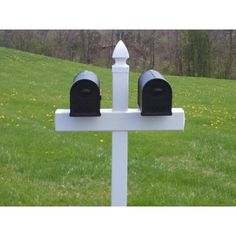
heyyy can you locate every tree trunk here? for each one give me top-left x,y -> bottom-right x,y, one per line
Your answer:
224,30 -> 234,79
150,30 -> 156,68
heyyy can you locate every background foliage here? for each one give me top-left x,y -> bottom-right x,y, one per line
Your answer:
0,30 -> 235,79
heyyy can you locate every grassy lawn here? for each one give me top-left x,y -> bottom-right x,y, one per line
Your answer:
0,47 -> 236,206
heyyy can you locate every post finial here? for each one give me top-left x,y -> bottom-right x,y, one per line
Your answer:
112,40 -> 129,62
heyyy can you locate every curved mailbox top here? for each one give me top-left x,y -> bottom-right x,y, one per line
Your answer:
73,70 -> 100,86
138,69 -> 167,86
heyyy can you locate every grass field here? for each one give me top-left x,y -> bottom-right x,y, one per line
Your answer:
0,47 -> 236,206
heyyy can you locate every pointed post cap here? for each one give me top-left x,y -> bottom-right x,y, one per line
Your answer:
112,40 -> 129,60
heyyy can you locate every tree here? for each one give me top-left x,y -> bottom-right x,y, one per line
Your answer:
174,30 -> 183,75
224,30 -> 235,79
182,30 -> 212,77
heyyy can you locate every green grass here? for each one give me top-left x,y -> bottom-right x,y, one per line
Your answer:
0,47 -> 236,206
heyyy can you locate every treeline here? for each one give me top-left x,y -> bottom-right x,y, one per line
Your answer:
0,30 -> 235,79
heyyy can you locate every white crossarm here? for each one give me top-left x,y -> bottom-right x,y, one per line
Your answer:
55,108 -> 185,132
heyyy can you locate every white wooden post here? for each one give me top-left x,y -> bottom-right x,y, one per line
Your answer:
111,40 -> 129,206
54,40 -> 185,207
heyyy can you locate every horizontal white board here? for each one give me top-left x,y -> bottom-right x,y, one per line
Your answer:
55,108 -> 185,132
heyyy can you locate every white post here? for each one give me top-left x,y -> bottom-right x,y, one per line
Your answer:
111,40 -> 129,206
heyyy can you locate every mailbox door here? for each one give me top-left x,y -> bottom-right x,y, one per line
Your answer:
142,79 -> 172,116
70,80 -> 101,117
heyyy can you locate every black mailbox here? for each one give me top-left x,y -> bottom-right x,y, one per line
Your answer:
138,69 -> 172,116
70,70 -> 101,117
